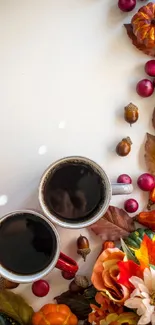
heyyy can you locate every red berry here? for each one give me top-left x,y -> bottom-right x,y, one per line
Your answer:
118,0 -> 136,12
137,173 -> 155,191
124,199 -> 139,213
62,271 -> 75,280
145,60 -> 155,77
117,174 -> 132,184
32,280 -> 50,297
136,79 -> 154,97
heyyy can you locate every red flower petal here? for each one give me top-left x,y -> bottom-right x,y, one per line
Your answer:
117,260 -> 143,289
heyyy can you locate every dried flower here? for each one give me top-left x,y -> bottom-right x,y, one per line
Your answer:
125,268 -> 155,325
91,248 -> 130,304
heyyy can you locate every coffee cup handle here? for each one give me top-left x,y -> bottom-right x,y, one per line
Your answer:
55,252 -> 78,275
111,183 -> 133,195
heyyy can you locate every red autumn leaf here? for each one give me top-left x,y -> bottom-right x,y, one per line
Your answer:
117,260 -> 143,290
90,206 -> 135,241
124,24 -> 155,57
144,133 -> 155,176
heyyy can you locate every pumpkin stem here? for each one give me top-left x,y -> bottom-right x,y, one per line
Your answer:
152,19 -> 155,25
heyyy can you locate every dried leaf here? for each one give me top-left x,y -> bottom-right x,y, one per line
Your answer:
0,290 -> 34,325
145,133 -> 155,175
124,24 -> 155,57
83,285 -> 97,300
90,206 -> 135,241
55,290 -> 92,320
152,108 -> 155,130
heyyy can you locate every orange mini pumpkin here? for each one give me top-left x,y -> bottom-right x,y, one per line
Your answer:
131,2 -> 155,48
32,304 -> 78,325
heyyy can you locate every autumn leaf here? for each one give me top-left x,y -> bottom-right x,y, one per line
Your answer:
55,290 -> 92,320
145,133 -> 155,175
90,206 -> 135,241
0,290 -> 34,325
135,234 -> 155,269
124,24 -> 155,57
152,108 -> 155,130
121,239 -> 138,264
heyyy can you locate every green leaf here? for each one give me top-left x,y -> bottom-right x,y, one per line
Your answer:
150,264 -> 155,270
121,239 -> 139,264
0,290 -> 34,325
0,312 -> 20,325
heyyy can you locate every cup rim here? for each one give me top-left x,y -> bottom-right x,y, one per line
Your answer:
0,209 -> 60,283
39,156 -> 111,229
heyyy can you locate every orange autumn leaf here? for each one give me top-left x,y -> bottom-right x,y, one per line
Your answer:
135,234 -> 155,269
89,304 -> 106,325
89,294 -> 124,325
95,292 -> 109,306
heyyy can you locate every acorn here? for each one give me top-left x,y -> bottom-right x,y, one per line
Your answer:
77,235 -> 91,262
0,277 -> 19,290
69,275 -> 89,293
124,103 -> 139,126
69,280 -> 83,293
75,275 -> 89,288
116,137 -> 132,157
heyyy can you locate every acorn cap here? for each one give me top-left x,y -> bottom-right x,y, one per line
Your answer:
74,275 -> 89,288
124,103 -> 138,112
77,248 -> 91,262
122,137 -> 132,145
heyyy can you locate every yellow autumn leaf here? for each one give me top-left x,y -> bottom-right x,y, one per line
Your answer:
135,237 -> 149,269
116,312 -> 139,324
100,313 -> 118,325
100,312 -> 138,325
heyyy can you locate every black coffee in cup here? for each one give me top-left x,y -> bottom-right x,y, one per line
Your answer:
0,213 -> 57,275
43,161 -> 105,221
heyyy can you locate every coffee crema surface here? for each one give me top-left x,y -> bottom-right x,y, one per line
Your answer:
0,213 -> 57,275
44,162 -> 105,220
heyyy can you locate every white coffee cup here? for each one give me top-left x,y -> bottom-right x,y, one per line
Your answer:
39,156 -> 133,229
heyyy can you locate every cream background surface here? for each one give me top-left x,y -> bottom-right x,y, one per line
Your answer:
0,0 -> 154,312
